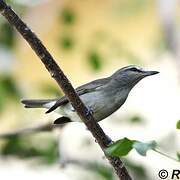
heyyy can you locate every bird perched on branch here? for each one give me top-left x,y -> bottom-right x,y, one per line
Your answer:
21,65 -> 159,124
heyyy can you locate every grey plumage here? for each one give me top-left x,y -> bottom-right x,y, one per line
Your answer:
22,99 -> 58,108
46,77 -> 110,113
21,65 -> 159,124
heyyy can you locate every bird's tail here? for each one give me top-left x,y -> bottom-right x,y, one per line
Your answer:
21,99 -> 56,108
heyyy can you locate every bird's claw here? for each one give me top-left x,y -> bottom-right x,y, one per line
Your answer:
85,106 -> 94,116
106,135 -> 113,145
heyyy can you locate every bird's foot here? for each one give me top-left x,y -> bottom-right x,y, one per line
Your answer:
94,135 -> 113,146
85,106 -> 94,116
106,135 -> 113,146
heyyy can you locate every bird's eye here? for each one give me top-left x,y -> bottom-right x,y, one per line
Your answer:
130,67 -> 142,72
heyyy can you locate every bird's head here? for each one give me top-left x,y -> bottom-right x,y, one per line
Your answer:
111,65 -> 159,88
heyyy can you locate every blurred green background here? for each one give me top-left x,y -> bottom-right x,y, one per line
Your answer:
0,0 -> 179,180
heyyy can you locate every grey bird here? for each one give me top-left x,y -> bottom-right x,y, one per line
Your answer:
21,65 -> 159,124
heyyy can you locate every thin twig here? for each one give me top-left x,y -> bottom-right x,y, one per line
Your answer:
0,122 -> 56,138
0,1 -> 132,179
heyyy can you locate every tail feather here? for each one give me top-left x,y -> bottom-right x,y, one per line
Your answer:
21,99 -> 55,108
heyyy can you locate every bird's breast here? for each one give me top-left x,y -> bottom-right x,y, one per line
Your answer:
80,89 -> 129,122
56,88 -> 129,122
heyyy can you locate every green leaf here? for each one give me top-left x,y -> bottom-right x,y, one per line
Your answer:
1,134 -> 58,164
0,22 -> 15,49
176,120 -> 180,129
59,35 -> 74,50
105,138 -> 134,157
133,140 -> 157,156
129,115 -> 144,124
61,8 -> 76,25
0,75 -> 21,112
88,51 -> 102,71
0,75 -> 21,100
177,152 -> 180,161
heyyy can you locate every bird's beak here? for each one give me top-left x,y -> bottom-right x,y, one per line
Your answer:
144,70 -> 159,76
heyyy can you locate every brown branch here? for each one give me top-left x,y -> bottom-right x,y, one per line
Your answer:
0,1 -> 132,179
0,122 -> 66,139
0,122 -> 54,138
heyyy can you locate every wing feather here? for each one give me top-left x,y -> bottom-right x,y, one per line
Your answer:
46,77 -> 110,113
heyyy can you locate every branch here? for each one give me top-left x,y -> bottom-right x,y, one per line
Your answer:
0,122 -> 58,138
0,1 -> 132,179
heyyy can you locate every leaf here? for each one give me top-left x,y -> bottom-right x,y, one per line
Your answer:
0,75 -> 21,112
0,22 -> 15,49
1,134 -> 58,164
177,152 -> 180,161
59,35 -> 74,50
0,75 -> 21,100
133,140 -> 157,156
88,51 -> 102,71
105,138 -> 135,157
129,115 -> 144,124
176,120 -> 180,129
61,8 -> 76,25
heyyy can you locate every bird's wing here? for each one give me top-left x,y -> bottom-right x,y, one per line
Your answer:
46,77 -> 110,113
45,96 -> 68,113
75,77 -> 110,94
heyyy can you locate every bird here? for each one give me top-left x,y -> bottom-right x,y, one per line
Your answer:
21,65 -> 159,124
